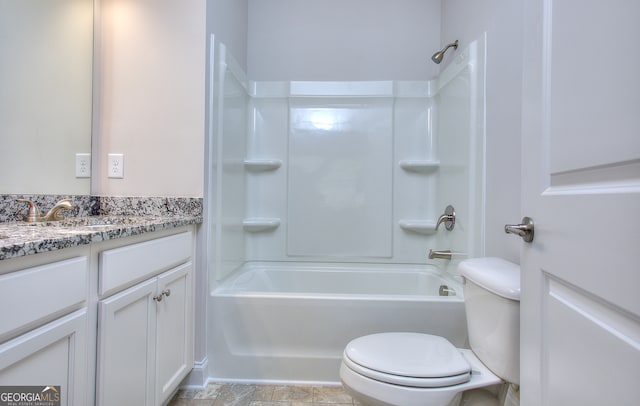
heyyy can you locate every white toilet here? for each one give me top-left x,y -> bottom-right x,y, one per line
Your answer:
340,257 -> 520,406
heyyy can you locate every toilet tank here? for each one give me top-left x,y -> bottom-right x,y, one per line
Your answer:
459,257 -> 520,385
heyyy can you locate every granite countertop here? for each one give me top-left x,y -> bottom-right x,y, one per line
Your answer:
0,215 -> 202,261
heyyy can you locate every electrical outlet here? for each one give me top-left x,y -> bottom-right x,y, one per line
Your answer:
108,153 -> 124,178
75,153 -> 91,178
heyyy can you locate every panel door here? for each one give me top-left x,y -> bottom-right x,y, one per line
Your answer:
0,309 -> 88,406
155,262 -> 193,404
97,278 -> 157,406
520,0 -> 640,404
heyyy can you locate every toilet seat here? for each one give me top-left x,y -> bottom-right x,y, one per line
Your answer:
343,332 -> 471,388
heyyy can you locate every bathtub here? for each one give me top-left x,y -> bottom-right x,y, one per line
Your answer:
209,261 -> 468,384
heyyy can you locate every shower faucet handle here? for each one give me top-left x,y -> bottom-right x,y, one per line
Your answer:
435,205 -> 456,231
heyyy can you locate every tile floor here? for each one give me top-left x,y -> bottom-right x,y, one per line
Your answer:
168,383 -> 363,406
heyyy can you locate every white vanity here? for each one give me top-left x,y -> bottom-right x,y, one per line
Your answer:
0,247 -> 90,405
97,230 -> 194,406
0,215 -> 198,406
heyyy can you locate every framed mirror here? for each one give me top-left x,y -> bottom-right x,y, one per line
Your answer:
0,0 -> 93,195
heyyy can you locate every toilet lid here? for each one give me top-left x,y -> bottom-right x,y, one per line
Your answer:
343,333 -> 471,387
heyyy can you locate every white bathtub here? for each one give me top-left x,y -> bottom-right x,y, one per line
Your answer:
209,262 -> 468,384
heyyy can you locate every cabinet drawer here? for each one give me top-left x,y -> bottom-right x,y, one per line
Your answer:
99,231 -> 192,297
0,257 -> 87,342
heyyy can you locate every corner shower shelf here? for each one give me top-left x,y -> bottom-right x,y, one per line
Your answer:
244,159 -> 282,171
398,160 -> 440,172
398,220 -> 437,235
242,218 -> 281,232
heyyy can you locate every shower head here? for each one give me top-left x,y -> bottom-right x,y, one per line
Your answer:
431,40 -> 459,64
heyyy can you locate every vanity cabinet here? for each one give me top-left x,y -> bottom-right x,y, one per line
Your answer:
0,224 -> 196,406
96,231 -> 194,406
0,252 -> 90,406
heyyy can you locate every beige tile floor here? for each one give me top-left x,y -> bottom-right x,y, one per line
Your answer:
168,383 -> 363,406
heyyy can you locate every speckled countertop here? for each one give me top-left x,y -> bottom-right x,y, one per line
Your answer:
0,195 -> 203,261
0,215 -> 202,261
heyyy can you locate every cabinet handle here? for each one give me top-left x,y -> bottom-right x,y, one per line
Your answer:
153,289 -> 171,303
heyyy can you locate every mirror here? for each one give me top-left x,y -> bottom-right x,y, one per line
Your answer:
0,0 -> 93,195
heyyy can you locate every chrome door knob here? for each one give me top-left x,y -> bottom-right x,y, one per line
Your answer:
505,217 -> 534,243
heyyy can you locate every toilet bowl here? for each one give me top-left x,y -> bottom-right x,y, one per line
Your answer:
340,258 -> 520,406
340,333 -> 502,406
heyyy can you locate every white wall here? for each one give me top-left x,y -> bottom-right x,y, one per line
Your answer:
206,0 -> 248,71
441,0 -> 523,263
247,0 -> 441,81
96,0 -> 206,197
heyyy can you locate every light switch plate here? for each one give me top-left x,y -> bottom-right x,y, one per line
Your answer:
108,153 -> 124,178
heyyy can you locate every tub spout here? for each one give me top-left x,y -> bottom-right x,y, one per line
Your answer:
428,249 -> 452,260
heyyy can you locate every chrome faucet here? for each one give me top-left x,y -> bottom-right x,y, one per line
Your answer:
43,198 -> 73,221
17,198 -> 74,222
435,205 -> 456,231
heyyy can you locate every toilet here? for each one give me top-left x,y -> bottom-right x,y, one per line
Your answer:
340,257 -> 520,406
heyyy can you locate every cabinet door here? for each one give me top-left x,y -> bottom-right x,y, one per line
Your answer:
97,278 -> 156,406
155,262 -> 193,404
0,309 -> 88,406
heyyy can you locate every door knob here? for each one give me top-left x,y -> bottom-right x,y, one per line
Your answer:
505,217 -> 534,243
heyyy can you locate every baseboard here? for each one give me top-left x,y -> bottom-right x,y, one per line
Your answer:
179,357 -> 209,389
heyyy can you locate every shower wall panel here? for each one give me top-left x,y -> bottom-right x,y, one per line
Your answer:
434,35 -> 486,273
287,98 -> 394,257
211,38 -> 485,271
244,97 -> 289,260
392,97 -> 439,260
243,82 -> 441,263
215,48 -> 248,282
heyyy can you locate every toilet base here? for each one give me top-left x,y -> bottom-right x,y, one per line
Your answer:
460,389 -> 500,406
341,363 -> 463,406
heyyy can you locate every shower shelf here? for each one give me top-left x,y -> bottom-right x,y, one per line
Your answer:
398,160 -> 440,172
242,218 -> 281,232
398,220 -> 437,235
244,159 -> 282,171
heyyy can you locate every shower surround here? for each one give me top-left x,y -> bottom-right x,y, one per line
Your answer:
207,36 -> 486,383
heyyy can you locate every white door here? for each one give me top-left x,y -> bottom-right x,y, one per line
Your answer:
520,0 -> 640,405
